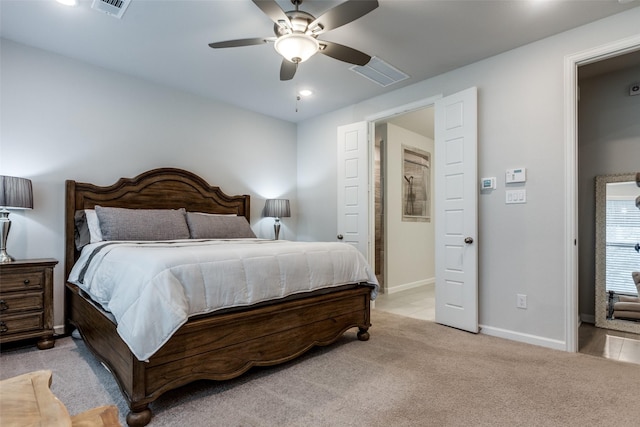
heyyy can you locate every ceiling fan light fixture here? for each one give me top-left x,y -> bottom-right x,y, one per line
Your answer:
308,23 -> 324,35
274,33 -> 319,63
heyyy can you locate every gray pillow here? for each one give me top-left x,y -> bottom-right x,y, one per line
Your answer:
95,206 -> 190,241
186,212 -> 256,239
74,210 -> 90,250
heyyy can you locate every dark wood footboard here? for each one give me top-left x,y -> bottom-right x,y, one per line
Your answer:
67,282 -> 371,427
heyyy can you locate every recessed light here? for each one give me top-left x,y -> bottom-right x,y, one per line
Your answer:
56,0 -> 78,6
298,89 -> 313,97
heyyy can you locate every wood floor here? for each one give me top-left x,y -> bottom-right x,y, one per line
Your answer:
374,284 -> 640,365
578,322 -> 640,364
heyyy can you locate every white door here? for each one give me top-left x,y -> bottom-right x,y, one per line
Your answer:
337,122 -> 369,257
434,87 -> 478,333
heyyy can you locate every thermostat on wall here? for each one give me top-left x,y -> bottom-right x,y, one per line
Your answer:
481,177 -> 496,190
506,168 -> 526,184
630,82 -> 640,96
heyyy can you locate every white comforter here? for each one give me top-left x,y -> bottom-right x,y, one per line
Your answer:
68,239 -> 378,361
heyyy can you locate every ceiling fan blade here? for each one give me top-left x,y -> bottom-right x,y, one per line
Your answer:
280,59 -> 297,81
318,41 -> 371,66
252,0 -> 291,28
208,37 -> 275,49
308,0 -> 378,35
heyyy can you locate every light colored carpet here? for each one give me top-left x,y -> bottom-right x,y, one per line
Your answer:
1,311 -> 640,426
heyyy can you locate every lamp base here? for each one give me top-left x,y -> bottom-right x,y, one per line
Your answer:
0,211 -> 15,263
0,249 -> 15,263
274,219 -> 281,240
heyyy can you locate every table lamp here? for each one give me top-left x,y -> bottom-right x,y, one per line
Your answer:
264,199 -> 290,240
0,176 -> 33,263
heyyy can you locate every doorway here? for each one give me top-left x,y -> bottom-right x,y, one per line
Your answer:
566,36 -> 640,354
577,51 -> 640,344
353,88 -> 477,331
371,106 -> 437,321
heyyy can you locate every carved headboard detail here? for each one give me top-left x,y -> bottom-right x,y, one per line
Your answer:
64,168 -> 250,280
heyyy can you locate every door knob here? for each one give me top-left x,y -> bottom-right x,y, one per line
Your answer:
464,237 -> 474,244
337,234 -> 344,240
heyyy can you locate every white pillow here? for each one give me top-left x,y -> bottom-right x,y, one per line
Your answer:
85,209 -> 103,243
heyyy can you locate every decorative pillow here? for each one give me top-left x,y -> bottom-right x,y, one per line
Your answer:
186,212 -> 256,239
85,209 -> 103,243
74,210 -> 91,250
74,209 -> 105,250
95,206 -> 190,241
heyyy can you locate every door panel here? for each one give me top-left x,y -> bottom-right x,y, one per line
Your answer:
337,122 -> 369,257
434,87 -> 478,333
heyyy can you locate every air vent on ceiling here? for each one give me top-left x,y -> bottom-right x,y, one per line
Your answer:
350,57 -> 409,87
91,0 -> 131,19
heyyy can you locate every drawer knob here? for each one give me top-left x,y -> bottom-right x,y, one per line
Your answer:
23,279 -> 30,285
0,321 -> 7,333
0,300 -> 7,311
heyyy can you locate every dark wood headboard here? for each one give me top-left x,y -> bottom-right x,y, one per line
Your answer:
64,168 -> 250,280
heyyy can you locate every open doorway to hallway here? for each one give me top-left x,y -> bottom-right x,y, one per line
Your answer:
372,106 -> 436,321
575,48 -> 640,362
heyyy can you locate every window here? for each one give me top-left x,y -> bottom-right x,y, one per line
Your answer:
606,199 -> 640,295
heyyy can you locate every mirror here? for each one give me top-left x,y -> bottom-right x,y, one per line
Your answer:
594,172 -> 640,334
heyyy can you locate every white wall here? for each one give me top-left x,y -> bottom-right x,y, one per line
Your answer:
578,64 -> 640,320
0,39 -> 297,331
296,8 -> 640,349
384,123 -> 435,293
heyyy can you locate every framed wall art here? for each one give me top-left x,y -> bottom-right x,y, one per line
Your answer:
402,146 -> 430,222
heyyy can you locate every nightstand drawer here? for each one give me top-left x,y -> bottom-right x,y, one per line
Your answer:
0,292 -> 43,314
0,312 -> 43,336
0,259 -> 57,349
0,270 -> 44,292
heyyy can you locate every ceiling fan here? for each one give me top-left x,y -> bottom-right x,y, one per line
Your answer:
209,0 -> 379,81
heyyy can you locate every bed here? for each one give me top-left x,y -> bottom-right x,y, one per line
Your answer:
64,168 -> 376,427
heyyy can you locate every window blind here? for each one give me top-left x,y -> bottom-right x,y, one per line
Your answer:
606,199 -> 640,296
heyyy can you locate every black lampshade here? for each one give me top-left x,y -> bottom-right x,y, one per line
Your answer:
0,176 -> 33,210
264,199 -> 291,218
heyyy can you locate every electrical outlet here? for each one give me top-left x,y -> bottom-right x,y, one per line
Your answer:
517,294 -> 527,309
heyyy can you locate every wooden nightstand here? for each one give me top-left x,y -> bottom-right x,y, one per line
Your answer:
0,259 -> 58,350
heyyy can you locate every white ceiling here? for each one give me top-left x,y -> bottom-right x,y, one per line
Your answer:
1,0 -> 638,123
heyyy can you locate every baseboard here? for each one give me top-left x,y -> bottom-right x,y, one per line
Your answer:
580,313 -> 595,324
54,324 -> 66,335
386,278 -> 434,295
480,324 -> 567,351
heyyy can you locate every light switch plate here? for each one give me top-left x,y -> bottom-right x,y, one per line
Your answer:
506,189 -> 526,204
